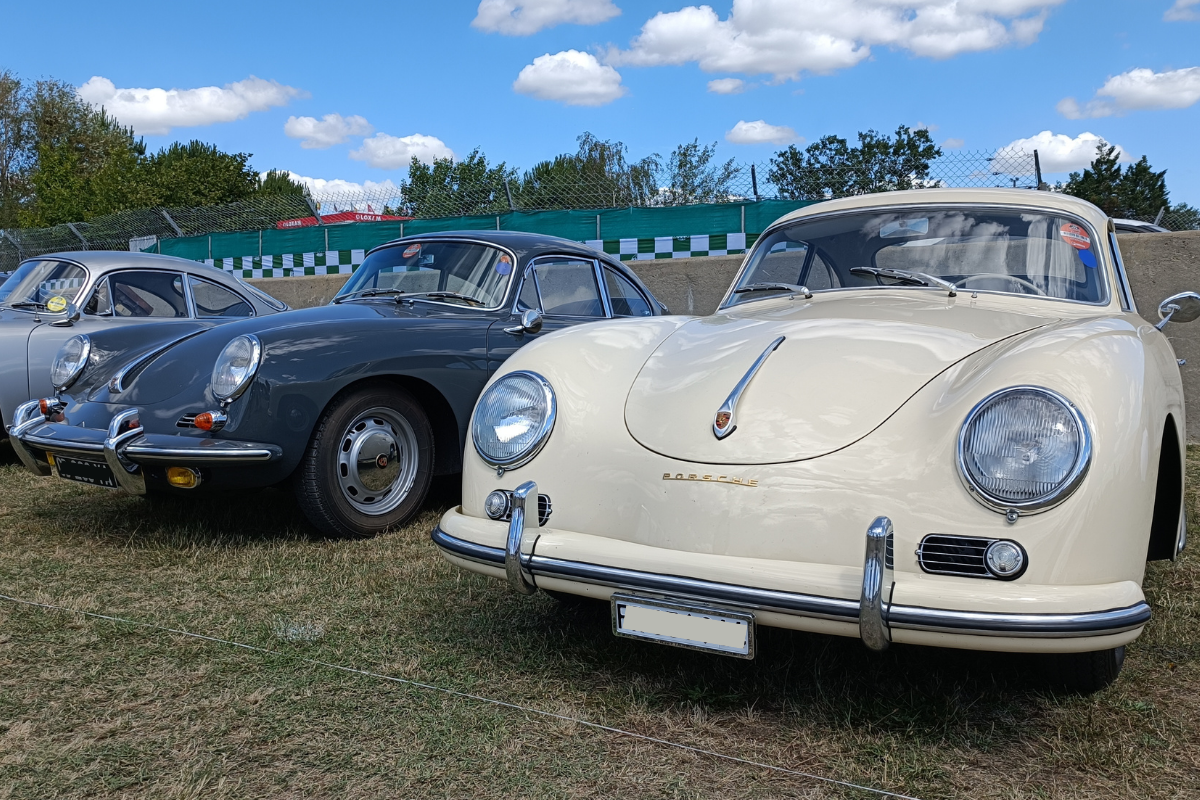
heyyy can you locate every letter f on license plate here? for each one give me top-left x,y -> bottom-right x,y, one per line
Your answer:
611,594 -> 755,658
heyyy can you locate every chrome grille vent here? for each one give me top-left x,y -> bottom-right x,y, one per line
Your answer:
886,532 -> 894,569
493,493 -> 553,527
917,534 -> 994,578
177,414 -> 198,429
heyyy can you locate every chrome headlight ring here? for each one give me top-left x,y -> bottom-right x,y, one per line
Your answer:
471,370 -> 557,473
51,334 -> 91,391
211,334 -> 263,403
957,385 -> 1092,515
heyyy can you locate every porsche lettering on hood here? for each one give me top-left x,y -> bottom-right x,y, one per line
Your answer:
624,294 -> 1050,464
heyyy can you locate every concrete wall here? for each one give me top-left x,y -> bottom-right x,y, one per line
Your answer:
250,232 -> 1200,435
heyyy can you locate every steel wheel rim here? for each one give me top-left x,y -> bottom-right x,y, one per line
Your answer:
335,406 -> 419,516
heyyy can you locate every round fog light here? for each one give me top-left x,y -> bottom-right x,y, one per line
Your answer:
166,467 -> 202,489
484,490 -> 510,520
985,540 -> 1026,579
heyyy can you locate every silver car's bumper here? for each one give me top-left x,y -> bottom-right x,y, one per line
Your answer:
10,404 -> 281,495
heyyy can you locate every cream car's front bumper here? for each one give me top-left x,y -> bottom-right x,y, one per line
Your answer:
434,484 -> 1150,655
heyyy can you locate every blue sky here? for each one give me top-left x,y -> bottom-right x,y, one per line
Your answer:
5,0 -> 1200,205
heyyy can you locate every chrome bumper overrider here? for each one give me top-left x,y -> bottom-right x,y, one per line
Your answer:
9,409 -> 282,494
431,518 -> 1153,644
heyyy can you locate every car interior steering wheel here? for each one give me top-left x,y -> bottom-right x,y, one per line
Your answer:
956,273 -> 1048,296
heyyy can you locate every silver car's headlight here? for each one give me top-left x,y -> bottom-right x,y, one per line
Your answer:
472,371 -> 556,471
958,386 -> 1091,513
51,335 -> 91,390
211,335 -> 262,401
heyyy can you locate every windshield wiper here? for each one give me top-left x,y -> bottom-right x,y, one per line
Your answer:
850,267 -> 957,297
733,282 -> 813,299
333,288 -> 405,304
8,301 -> 48,310
399,291 -> 485,307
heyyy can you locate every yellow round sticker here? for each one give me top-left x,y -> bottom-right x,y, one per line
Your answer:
45,296 -> 68,313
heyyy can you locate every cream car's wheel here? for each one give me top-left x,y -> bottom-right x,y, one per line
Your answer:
296,385 -> 433,538
1049,646 -> 1125,694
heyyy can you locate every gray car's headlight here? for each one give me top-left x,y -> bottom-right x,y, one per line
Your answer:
211,335 -> 262,401
51,334 -> 91,390
958,386 -> 1091,513
472,371 -> 556,471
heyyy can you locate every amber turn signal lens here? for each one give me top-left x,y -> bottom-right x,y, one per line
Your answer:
194,412 -> 216,431
166,467 -> 201,489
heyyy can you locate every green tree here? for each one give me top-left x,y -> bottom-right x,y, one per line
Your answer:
658,139 -> 741,205
518,132 -> 658,209
1063,141 -> 1124,216
768,125 -> 942,200
257,169 -> 310,197
139,140 -> 259,208
400,148 -> 516,218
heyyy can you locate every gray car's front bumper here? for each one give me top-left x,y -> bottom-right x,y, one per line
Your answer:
8,400 -> 281,495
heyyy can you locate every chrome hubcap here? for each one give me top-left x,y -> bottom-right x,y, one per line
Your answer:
336,408 -> 419,516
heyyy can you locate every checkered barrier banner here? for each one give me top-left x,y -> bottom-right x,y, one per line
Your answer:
202,234 -> 759,278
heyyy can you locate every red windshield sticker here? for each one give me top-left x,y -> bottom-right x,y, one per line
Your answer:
1060,224 -> 1091,250
402,244 -> 421,258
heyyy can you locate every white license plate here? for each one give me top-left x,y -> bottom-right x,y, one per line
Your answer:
611,594 -> 754,658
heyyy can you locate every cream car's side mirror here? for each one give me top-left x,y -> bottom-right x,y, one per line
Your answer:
1156,292 -> 1200,330
504,308 -> 544,336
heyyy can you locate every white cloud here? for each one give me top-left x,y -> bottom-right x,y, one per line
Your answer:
350,133 -> 455,170
1058,67 -> 1200,119
472,0 -> 620,34
513,50 -> 627,105
606,0 -> 1065,82
914,121 -> 939,132
1165,0 -> 1200,21
77,75 -> 305,136
284,113 -> 373,149
941,137 -> 965,149
707,77 -> 747,94
997,131 -> 1129,174
284,173 -> 402,198
725,119 -> 799,145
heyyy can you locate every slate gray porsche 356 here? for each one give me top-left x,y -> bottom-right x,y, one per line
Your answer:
10,232 -> 664,537
0,251 -> 287,442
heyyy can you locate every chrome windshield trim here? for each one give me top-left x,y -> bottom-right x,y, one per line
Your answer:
431,527 -> 1152,638
713,336 -> 785,439
718,202 -> 1115,311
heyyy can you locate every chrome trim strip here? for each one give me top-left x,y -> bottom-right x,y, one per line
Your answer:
123,443 -> 279,464
109,328 -> 211,394
431,527 -> 1152,638
19,434 -> 106,456
7,400 -> 52,476
505,481 -> 538,595
713,336 -> 785,440
859,517 -> 894,651
104,409 -> 146,496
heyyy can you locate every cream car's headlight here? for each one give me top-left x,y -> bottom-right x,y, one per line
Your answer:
472,371 -> 556,471
211,335 -> 262,401
51,334 -> 91,390
958,386 -> 1091,513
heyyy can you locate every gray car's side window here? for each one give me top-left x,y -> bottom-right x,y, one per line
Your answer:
84,278 -> 113,316
603,268 -> 654,317
109,271 -> 189,318
530,258 -> 605,317
188,277 -> 254,318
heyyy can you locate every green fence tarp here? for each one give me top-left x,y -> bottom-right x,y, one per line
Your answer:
155,199 -> 821,262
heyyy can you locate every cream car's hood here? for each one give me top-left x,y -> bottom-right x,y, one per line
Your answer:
624,293 -> 1052,464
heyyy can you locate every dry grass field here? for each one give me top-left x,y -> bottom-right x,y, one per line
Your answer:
1,446 -> 1198,799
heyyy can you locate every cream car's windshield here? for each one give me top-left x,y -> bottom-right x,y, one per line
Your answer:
335,240 -> 512,308
727,207 -> 1109,307
0,259 -> 88,310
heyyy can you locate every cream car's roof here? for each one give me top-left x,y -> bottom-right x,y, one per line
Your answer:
772,188 -> 1110,231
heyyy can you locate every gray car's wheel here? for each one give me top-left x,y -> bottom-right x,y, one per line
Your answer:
295,384 -> 434,538
1048,646 -> 1125,694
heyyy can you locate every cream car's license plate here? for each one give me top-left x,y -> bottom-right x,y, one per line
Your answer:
611,594 -> 755,658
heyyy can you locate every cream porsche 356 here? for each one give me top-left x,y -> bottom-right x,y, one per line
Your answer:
433,188 -> 1198,692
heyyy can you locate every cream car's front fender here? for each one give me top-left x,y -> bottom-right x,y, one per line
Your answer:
463,311 -> 1181,593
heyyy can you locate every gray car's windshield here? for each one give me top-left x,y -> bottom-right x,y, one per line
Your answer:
0,259 -> 88,310
336,241 -> 513,308
727,207 -> 1109,307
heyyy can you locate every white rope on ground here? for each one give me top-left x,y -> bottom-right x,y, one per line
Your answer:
1,592 -> 923,800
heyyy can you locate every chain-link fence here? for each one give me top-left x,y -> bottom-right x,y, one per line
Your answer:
0,149 -> 1057,271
